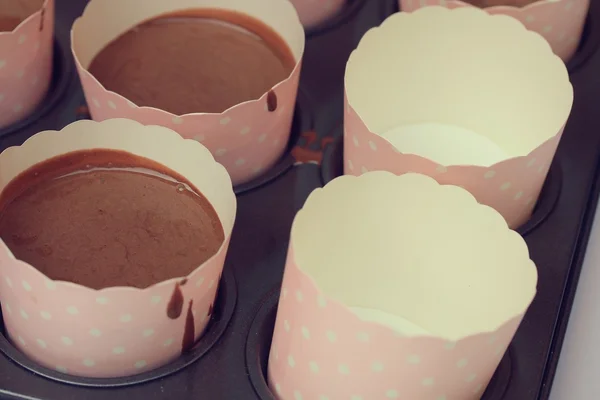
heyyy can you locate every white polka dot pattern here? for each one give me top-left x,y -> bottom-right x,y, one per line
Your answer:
0,0 -> 54,129
289,0 -> 346,28
0,236 -> 228,377
399,0 -> 589,62
77,70 -> 298,185
343,103 -> 561,229
268,248 -> 521,400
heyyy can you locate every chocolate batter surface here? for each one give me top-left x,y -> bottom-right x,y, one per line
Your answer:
88,10 -> 296,115
0,16 -> 22,31
0,150 -> 225,290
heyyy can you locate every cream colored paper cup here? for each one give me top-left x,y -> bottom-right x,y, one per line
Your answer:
344,6 -> 573,229
289,0 -> 346,29
0,0 -> 54,129
0,119 -> 236,378
400,0 -> 589,62
71,0 -> 305,186
268,171 -> 537,400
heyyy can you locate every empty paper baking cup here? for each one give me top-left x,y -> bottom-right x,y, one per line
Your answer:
268,172 -> 537,400
0,119 -> 236,378
0,0 -> 54,129
400,0 -> 589,62
344,6 -> 573,229
289,0 -> 346,29
71,0 -> 305,186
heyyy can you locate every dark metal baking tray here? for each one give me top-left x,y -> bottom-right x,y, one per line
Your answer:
1,0 -> 599,398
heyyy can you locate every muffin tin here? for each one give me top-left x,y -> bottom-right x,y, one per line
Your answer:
0,0 -> 599,398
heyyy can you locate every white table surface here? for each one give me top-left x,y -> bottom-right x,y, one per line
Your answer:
549,202 -> 600,399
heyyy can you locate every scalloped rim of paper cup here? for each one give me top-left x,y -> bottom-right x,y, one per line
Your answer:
70,0 -> 305,119
345,6 -> 573,162
0,0 -> 49,36
0,118 -> 236,294
291,171 -> 538,341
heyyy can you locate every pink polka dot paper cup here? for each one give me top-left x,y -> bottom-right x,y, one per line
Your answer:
400,0 -> 589,62
289,0 -> 346,29
268,172 -> 537,400
70,0 -> 305,186
344,7 -> 573,229
0,0 -> 54,129
0,119 -> 236,378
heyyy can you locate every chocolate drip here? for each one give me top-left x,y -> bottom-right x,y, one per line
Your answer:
180,278 -> 188,286
167,283 -> 184,319
267,90 -> 278,112
39,7 -> 45,32
182,299 -> 195,353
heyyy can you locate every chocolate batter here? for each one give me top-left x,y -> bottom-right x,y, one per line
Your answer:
0,150 -> 225,290
87,10 -> 296,115
0,16 -> 22,31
